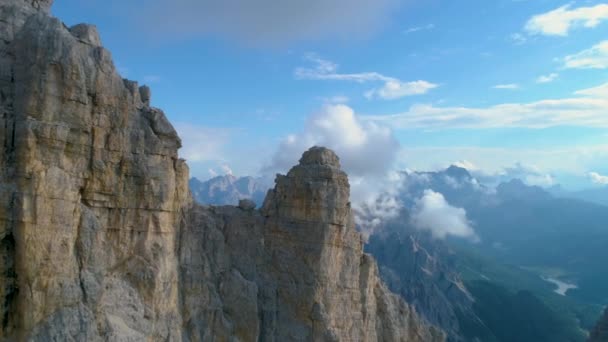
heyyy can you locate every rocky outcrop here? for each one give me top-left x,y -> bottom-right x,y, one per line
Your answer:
0,1 -> 442,341
180,147 -> 443,341
589,308 -> 608,342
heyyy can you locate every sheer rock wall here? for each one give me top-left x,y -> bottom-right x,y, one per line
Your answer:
0,2 -> 443,341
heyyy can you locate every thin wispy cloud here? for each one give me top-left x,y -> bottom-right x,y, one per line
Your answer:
404,23 -> 435,34
174,123 -> 233,162
563,40 -> 608,69
295,54 -> 438,100
398,146 -> 608,177
493,84 -> 519,90
323,95 -> 350,104
536,73 -> 558,83
364,82 -> 608,129
525,3 -> 608,36
509,33 -> 527,45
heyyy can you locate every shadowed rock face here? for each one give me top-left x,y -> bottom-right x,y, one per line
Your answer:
0,2 -> 443,341
589,308 -> 608,342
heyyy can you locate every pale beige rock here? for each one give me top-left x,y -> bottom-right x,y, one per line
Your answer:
0,2 -> 444,341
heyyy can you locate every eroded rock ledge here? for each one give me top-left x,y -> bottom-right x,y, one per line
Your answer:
0,1 -> 443,341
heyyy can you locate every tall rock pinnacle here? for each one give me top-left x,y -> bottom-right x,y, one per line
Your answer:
0,2 -> 443,341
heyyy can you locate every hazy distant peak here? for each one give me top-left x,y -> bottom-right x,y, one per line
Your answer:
445,165 -> 472,180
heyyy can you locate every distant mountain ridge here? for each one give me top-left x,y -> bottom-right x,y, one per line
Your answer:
363,165 -> 607,341
189,175 -> 269,206
550,185 -> 608,207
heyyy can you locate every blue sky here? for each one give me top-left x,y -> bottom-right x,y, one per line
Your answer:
51,0 -> 608,189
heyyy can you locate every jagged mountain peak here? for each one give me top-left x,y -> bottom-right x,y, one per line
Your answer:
0,4 -> 442,341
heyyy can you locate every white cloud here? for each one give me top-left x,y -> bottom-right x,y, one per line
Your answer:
220,164 -> 234,176
536,73 -> 559,83
266,104 -> 399,178
493,83 -> 519,90
295,54 -> 437,100
501,163 -> 555,187
404,23 -> 435,34
175,123 -> 232,162
353,177 -> 405,239
324,95 -> 350,104
452,160 -> 479,171
138,0 -> 399,45
363,82 -> 608,129
575,82 -> 608,97
266,104 -> 406,235
589,172 -> 608,185
397,146 -> 608,179
563,40 -> 608,69
365,80 -> 439,100
410,190 -> 478,241
509,33 -> 527,45
525,4 -> 608,36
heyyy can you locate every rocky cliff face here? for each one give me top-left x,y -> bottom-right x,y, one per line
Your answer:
366,219 -> 479,342
589,308 -> 608,342
0,1 -> 442,341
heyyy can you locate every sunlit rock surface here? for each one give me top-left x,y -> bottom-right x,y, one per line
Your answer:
0,1 -> 443,340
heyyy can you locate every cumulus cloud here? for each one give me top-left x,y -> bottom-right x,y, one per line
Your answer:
564,40 -> 608,69
525,4 -> 608,36
363,82 -> 608,129
410,190 -> 478,241
536,73 -> 558,83
138,0 -> 399,45
589,172 -> 608,185
295,54 -> 438,100
354,187 -> 404,239
267,104 -> 399,177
